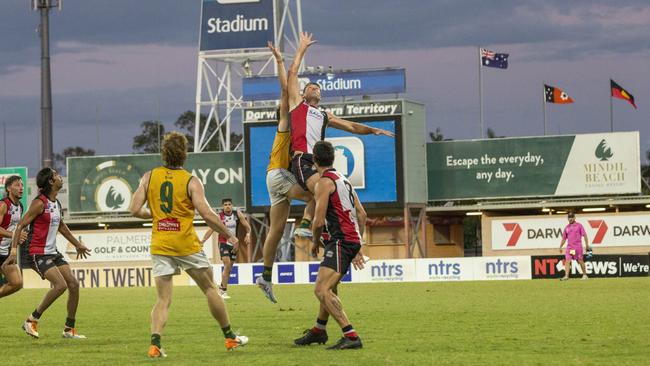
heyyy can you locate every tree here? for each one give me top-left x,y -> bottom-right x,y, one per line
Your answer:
486,128 -> 504,139
132,121 -> 165,153
173,110 -> 242,151
429,127 -> 445,141
54,146 -> 95,174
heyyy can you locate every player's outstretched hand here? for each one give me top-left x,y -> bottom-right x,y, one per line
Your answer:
298,32 -> 317,49
352,253 -> 366,270
373,128 -> 395,137
267,41 -> 282,61
76,242 -> 92,260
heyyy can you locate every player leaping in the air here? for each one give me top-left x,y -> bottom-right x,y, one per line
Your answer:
255,41 -> 315,303
287,32 -> 394,237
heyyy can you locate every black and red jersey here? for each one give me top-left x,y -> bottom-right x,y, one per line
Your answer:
218,210 -> 239,244
27,194 -> 62,255
322,169 -> 361,244
290,102 -> 328,154
0,197 -> 22,255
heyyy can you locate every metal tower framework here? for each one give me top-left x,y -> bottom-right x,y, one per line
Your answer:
194,0 -> 303,152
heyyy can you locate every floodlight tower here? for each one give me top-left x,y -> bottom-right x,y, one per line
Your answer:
33,0 -> 61,168
194,0 -> 304,152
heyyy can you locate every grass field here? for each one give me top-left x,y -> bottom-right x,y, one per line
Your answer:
0,278 -> 649,365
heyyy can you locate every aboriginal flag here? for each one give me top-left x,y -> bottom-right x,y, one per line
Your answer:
611,79 -> 637,109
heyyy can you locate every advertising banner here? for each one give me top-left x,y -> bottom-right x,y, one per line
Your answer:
473,256 -> 532,281
492,213 -> 650,250
245,119 -> 400,210
0,167 -> 28,209
55,229 -> 211,263
414,258 -> 474,282
243,100 -> 404,122
70,266 -> 154,288
242,69 -> 406,101
427,132 -> 640,200
531,254 -> 649,278
199,0 -> 275,51
67,152 -> 244,213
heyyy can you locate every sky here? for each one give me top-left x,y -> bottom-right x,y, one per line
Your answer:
0,0 -> 649,175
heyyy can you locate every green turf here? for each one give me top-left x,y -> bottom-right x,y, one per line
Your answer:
0,278 -> 649,365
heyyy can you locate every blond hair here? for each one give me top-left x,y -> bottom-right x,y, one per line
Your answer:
161,132 -> 188,167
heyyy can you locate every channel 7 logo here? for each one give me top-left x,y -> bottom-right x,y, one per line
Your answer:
326,137 -> 365,189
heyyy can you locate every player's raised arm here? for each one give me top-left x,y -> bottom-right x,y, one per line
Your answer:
327,112 -> 395,137
288,32 -> 316,111
129,171 -> 152,219
268,41 -> 290,132
188,176 -> 239,249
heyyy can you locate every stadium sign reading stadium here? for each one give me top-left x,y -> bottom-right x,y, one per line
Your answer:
67,152 -> 244,214
243,100 -> 403,122
242,69 -> 406,100
427,131 -> 640,200
199,0 -> 275,51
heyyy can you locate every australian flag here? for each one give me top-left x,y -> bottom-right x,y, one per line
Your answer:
480,48 -> 508,69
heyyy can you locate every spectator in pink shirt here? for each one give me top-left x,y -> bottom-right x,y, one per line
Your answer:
559,212 -> 590,281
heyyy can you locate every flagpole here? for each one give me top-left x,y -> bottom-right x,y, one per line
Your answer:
609,79 -> 614,132
543,83 -> 547,135
478,47 -> 484,138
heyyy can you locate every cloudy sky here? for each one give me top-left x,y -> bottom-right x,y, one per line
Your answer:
1,0 -> 649,175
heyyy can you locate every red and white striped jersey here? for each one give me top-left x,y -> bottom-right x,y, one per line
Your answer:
290,102 -> 328,154
28,194 -> 61,255
0,198 -> 22,255
218,210 -> 239,244
322,169 -> 361,244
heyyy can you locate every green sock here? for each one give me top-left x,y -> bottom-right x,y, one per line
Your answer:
221,325 -> 236,339
151,333 -> 161,348
299,218 -> 311,229
262,266 -> 272,282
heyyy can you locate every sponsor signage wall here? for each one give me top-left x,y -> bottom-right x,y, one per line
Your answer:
531,254 -> 649,279
54,229 -> 211,263
242,69 -> 406,101
243,100 -> 404,122
67,152 -> 244,213
194,257 -> 535,286
492,213 -> 650,250
244,118 -> 400,210
0,167 -> 28,209
199,0 -> 275,51
427,132 -> 640,200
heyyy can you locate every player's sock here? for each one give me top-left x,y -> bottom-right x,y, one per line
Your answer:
342,324 -> 358,340
151,333 -> 162,348
262,266 -> 273,282
221,325 -> 236,339
312,318 -> 327,333
299,218 -> 311,229
65,317 -> 75,330
31,309 -> 41,320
